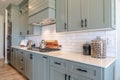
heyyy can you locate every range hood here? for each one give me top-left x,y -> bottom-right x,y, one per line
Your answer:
28,0 -> 56,26
32,18 -> 56,26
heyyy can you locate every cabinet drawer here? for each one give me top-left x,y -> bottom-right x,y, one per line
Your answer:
18,63 -> 25,74
50,57 -> 66,69
69,62 -> 101,79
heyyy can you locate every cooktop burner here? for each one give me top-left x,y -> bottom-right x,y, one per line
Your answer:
29,47 -> 60,52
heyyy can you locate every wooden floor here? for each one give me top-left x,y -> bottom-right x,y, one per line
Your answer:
0,60 -> 27,80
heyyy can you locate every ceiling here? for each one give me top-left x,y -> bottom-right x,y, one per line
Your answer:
0,0 -> 23,15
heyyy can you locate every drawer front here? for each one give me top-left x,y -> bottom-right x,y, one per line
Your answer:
50,57 -> 66,69
69,62 -> 101,79
19,51 -> 25,64
19,63 -> 25,74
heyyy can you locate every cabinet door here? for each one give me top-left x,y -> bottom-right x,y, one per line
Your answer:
83,0 -> 115,30
41,56 -> 50,80
68,0 -> 83,31
56,0 -> 68,32
32,54 -> 42,80
10,48 -> 15,65
19,11 -> 29,35
70,74 -> 92,80
25,52 -> 33,80
50,67 -> 66,80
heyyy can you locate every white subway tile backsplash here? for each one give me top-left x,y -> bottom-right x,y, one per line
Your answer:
26,24 -> 116,57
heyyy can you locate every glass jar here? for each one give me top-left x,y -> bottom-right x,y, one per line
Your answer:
91,36 -> 106,58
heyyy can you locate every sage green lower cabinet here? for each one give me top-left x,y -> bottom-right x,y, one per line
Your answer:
11,48 -> 17,67
11,48 -> 115,80
10,48 -> 15,66
24,52 -> 33,80
50,57 -> 67,80
32,54 -> 50,80
50,57 -> 115,80
32,54 -> 42,80
70,74 -> 92,80
41,55 -> 50,80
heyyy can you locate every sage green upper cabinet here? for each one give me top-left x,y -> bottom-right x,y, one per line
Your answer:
56,0 -> 116,32
28,0 -> 55,25
56,0 -> 68,32
19,0 -> 33,35
82,0 -> 116,30
67,0 -> 82,31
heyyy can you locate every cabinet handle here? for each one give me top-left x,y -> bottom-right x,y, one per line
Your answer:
11,49 -> 13,52
85,19 -> 87,27
20,32 -> 22,35
20,68 -> 24,70
43,56 -> 48,59
30,54 -> 33,60
81,19 -> 84,27
54,62 -> 61,65
65,74 -> 67,80
27,30 -> 29,34
21,59 -> 23,61
64,23 -> 67,29
68,75 -> 71,80
76,68 -> 87,72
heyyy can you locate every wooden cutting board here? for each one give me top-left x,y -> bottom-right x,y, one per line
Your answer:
45,40 -> 59,48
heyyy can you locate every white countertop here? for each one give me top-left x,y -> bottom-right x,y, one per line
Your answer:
12,46 -> 116,68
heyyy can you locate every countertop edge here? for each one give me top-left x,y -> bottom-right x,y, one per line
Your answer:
11,46 -> 117,68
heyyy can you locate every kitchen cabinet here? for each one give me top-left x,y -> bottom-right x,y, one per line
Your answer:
11,48 -> 115,80
41,55 -> 50,80
28,0 -> 55,25
11,48 -> 17,66
25,51 -> 33,79
7,4 -> 23,46
32,53 -> 42,80
19,0 -> 33,36
50,57 -> 67,80
11,48 -> 26,76
50,57 -> 115,80
56,0 -> 116,32
32,54 -> 50,80
17,50 -> 25,74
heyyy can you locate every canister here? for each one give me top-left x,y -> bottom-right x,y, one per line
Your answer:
91,36 -> 106,58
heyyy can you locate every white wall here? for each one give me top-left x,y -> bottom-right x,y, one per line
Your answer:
26,24 -> 116,57
0,15 -> 4,59
115,0 -> 120,80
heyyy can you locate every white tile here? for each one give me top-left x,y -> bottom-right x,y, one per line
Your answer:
25,25 -> 117,57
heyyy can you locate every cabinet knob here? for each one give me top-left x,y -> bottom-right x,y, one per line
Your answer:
20,68 -> 24,70
64,23 -> 67,29
81,19 -> 84,27
21,59 -> 23,61
85,19 -> 87,27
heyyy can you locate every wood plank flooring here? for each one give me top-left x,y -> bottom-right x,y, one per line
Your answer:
0,60 -> 27,80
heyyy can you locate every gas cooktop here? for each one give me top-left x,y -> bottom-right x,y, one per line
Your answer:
28,47 -> 60,52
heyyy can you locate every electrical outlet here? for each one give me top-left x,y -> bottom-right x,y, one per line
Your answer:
107,37 -> 115,47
